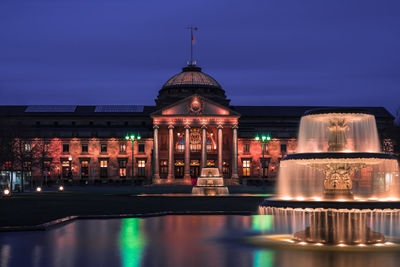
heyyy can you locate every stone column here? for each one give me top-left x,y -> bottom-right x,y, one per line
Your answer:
217,125 -> 223,175
183,124 -> 191,182
153,125 -> 160,183
167,125 -> 174,182
201,125 -> 207,169
231,124 -> 239,182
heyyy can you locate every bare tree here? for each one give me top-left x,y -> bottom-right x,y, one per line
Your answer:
33,137 -> 53,187
0,119 -> 14,189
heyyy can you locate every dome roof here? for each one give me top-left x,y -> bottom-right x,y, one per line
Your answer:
162,65 -> 221,89
156,64 -> 230,107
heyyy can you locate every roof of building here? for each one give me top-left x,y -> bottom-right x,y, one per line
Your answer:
162,65 -> 221,89
155,65 -> 230,107
232,106 -> 394,119
0,105 -> 394,120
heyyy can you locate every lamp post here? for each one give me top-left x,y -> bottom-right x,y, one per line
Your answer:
125,133 -> 141,184
255,134 -> 271,181
68,156 -> 72,180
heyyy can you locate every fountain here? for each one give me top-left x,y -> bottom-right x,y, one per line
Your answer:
192,167 -> 229,195
259,108 -> 400,245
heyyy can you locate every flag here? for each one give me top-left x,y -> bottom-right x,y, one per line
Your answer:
191,27 -> 198,44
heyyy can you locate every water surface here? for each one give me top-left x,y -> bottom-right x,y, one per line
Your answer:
1,215 -> 400,267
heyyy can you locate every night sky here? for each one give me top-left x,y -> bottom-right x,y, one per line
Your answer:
0,0 -> 399,115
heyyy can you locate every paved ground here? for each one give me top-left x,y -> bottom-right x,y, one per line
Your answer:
0,185 -> 272,227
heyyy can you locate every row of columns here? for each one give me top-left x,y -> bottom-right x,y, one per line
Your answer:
153,124 -> 239,184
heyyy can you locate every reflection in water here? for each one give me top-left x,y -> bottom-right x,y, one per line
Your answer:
119,218 -> 146,267
275,250 -> 398,267
0,215 -> 400,267
251,215 -> 273,232
253,250 -> 275,267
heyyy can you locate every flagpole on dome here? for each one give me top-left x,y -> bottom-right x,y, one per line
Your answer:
187,26 -> 198,66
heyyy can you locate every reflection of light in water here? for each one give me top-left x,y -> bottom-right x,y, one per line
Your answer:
119,218 -> 146,267
253,250 -> 274,267
260,206 -> 400,245
251,215 -> 273,232
1,245 -> 10,267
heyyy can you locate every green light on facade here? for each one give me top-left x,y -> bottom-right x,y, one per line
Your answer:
119,218 -> 146,267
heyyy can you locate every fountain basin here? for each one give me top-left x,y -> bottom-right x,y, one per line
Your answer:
284,152 -> 397,161
259,205 -> 400,245
192,167 -> 229,195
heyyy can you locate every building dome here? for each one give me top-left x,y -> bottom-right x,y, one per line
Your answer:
155,65 -> 230,107
163,65 -> 221,89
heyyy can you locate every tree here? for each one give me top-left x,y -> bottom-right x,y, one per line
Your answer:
33,137 -> 53,186
0,119 -> 15,189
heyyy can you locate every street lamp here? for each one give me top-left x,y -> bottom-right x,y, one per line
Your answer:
255,133 -> 271,180
125,133 -> 141,183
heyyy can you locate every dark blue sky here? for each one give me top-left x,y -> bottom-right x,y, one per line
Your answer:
0,0 -> 399,115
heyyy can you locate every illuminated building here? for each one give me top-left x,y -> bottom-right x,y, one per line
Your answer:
0,64 -> 395,186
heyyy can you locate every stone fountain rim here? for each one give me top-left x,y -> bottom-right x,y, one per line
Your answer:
282,152 -> 397,161
304,108 -> 373,116
260,199 -> 400,210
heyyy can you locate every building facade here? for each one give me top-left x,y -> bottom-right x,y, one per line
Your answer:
0,64 -> 396,186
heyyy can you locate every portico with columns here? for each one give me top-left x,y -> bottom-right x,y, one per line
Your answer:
151,95 -> 240,185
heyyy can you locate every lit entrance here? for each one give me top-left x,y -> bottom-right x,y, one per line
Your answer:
190,160 -> 200,178
175,160 -> 184,178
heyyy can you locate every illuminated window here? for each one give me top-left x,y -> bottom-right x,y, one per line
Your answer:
62,160 -> 71,178
138,160 -> 146,177
207,160 -> 215,167
243,160 -> 251,177
62,144 -> 69,153
160,160 -> 168,174
100,160 -> 108,178
81,160 -> 89,178
119,160 -> 127,178
120,143 -> 126,153
24,143 -> 31,152
176,136 -> 185,152
81,144 -> 88,153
